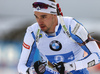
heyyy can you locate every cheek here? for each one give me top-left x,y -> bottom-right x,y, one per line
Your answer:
44,16 -> 53,26
45,20 -> 52,27
46,18 -> 52,23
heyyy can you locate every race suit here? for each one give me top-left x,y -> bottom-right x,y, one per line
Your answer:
18,16 -> 100,74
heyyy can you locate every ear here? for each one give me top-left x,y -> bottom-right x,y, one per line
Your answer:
52,14 -> 57,19
54,14 -> 57,16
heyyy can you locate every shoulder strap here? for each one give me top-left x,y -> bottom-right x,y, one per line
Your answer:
36,29 -> 41,44
59,16 -> 71,37
59,16 -> 76,43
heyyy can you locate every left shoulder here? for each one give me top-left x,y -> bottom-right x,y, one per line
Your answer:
63,16 -> 74,23
62,16 -> 77,30
63,17 -> 84,30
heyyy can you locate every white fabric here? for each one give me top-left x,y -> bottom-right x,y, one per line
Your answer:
34,7 -> 57,15
75,41 -> 100,70
17,26 -> 35,74
17,16 -> 100,73
76,25 -> 88,41
34,0 -> 57,15
37,0 -> 56,6
29,67 -> 35,74
75,52 -> 100,70
64,62 -> 76,71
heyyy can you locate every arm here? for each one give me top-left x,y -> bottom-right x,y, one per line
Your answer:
64,19 -> 100,71
75,41 -> 100,70
17,26 -> 35,74
17,26 -> 55,74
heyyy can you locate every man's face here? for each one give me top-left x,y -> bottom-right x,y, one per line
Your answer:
34,11 -> 57,33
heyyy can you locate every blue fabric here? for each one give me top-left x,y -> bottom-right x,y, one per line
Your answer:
69,25 -> 91,56
94,52 -> 100,62
31,32 -> 42,63
26,41 -> 36,67
71,68 -> 89,74
46,51 -> 75,63
44,70 -> 59,74
43,68 -> 89,74
26,32 -> 42,67
33,48 -> 42,63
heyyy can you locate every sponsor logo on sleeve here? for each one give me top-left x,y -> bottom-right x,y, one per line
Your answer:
88,60 -> 95,67
23,42 -> 30,49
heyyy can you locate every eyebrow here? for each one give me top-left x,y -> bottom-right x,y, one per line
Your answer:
34,14 -> 37,17
41,15 -> 47,17
34,14 -> 47,18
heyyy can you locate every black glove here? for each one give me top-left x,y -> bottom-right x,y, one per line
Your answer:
54,62 -> 65,74
34,61 -> 46,74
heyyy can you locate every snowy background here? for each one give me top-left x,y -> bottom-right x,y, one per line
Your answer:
0,0 -> 100,74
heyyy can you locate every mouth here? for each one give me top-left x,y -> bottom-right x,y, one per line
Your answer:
40,26 -> 45,28
39,24 -> 46,29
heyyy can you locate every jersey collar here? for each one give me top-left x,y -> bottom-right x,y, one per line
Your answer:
45,16 -> 62,37
55,16 -> 61,32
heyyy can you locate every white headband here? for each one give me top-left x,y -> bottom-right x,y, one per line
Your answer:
33,0 -> 57,15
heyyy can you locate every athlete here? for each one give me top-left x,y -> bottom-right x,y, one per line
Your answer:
17,0 -> 100,74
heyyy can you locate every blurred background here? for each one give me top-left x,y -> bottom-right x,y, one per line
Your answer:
0,0 -> 100,74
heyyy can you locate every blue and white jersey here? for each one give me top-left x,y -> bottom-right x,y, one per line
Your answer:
17,16 -> 100,74
37,24 -> 83,64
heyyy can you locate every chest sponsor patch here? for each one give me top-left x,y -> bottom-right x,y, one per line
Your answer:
46,51 -> 75,63
49,40 -> 62,51
23,42 -> 30,49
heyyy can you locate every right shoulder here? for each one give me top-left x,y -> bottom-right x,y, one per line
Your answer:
26,22 -> 39,35
23,22 -> 39,46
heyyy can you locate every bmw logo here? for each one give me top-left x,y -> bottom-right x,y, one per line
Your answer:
49,40 -> 62,51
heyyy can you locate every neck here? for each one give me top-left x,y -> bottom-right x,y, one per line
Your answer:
46,32 -> 55,36
45,16 -> 58,34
